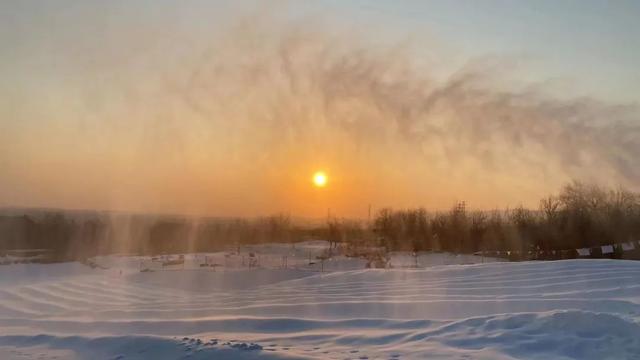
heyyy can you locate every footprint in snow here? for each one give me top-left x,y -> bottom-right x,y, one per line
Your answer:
228,342 -> 262,351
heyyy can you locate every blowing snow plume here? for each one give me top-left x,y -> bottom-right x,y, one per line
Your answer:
1,11 -> 639,216
165,16 -> 640,209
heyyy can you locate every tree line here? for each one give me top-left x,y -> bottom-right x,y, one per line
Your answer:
369,182 -> 640,257
0,212 -> 300,261
1,182 -> 639,261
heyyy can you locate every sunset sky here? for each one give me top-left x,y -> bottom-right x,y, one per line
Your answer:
1,0 -> 639,218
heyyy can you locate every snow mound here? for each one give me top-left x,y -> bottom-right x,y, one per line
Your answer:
1,254 -> 640,359
428,311 -> 640,360
0,335 -> 288,360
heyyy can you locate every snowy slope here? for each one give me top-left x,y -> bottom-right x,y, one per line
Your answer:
1,247 -> 639,359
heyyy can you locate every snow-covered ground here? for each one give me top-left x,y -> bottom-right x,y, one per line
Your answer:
1,241 -> 639,359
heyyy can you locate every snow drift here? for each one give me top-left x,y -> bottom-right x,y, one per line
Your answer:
0,246 -> 639,359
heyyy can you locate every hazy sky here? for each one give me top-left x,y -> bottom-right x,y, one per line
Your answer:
1,0 -> 639,218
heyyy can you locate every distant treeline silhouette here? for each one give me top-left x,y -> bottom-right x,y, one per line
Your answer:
368,181 -> 640,259
0,212 -> 302,261
1,182 -> 639,261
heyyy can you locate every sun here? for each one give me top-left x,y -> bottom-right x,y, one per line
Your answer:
312,171 -> 328,188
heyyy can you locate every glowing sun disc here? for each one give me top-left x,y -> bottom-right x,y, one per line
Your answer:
313,171 -> 327,187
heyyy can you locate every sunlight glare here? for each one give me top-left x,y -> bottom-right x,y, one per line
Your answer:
313,171 -> 328,187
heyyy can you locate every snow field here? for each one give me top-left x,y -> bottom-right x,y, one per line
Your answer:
0,242 -> 639,359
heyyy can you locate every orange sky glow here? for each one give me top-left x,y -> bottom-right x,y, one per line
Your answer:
1,4 -> 638,219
